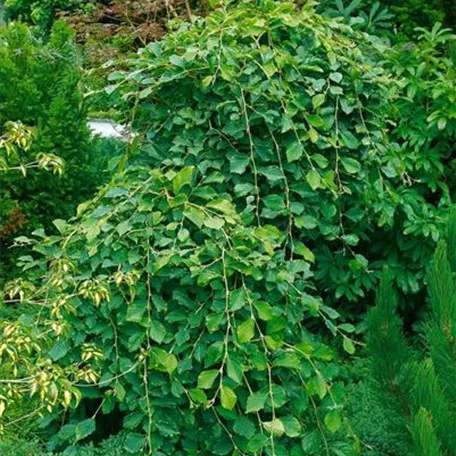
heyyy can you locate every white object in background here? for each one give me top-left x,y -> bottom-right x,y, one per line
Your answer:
87,119 -> 127,139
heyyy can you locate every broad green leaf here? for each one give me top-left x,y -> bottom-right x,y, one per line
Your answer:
230,154 -> 250,174
281,416 -> 302,437
340,157 -> 361,174
124,433 -> 145,453
295,215 -> 317,229
306,114 -> 324,128
340,129 -> 360,149
312,94 -> 325,109
197,370 -> 219,389
263,194 -> 286,211
246,434 -> 269,452
184,206 -> 206,228
204,216 -> 225,230
227,357 -> 243,384
173,166 -> 194,193
126,301 -> 146,323
343,337 -> 356,354
165,353 -> 178,374
246,391 -> 267,413
324,410 -> 342,433
308,127 -> 319,143
229,289 -> 247,311
329,72 -> 343,83
306,169 -> 322,190
306,377 -> 327,399
206,199 -> 235,215
75,419 -> 95,442
149,320 -> 167,344
263,418 -> 285,437
189,388 -> 208,403
49,340 -> 69,361
233,416 -> 256,438
237,319 -> 255,343
286,141 -> 303,162
220,385 -> 237,410
253,301 -> 273,321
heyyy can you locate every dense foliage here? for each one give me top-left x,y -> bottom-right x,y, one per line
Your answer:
110,0 -> 454,305
1,0 -> 456,454
367,208 -> 456,455
0,20 -> 119,281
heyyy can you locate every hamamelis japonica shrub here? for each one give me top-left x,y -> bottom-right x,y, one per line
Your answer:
1,1 -> 451,455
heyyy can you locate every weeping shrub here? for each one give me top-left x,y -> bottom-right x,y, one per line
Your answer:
0,1 -> 452,455
109,0 -> 451,304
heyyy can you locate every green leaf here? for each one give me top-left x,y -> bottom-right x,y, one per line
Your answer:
340,157 -> 361,174
341,233 -> 359,246
237,319 -> 255,343
246,391 -> 267,413
308,127 -> 319,143
273,352 -> 301,369
286,141 -> 303,162
306,377 -> 327,399
49,340 -> 70,361
229,289 -> 247,311
220,385 -> 237,410
281,416 -> 302,437
306,114 -> 324,128
165,353 -> 178,374
124,432 -> 145,453
206,199 -> 235,215
184,206 -> 206,228
75,419 -> 95,442
115,381 -> 126,401
340,130 -> 360,149
312,94 -> 325,109
173,166 -> 194,193
227,357 -> 243,384
230,154 -> 250,174
259,166 -> 284,181
126,301 -> 146,323
149,320 -> 167,344
295,215 -> 317,229
329,72 -> 343,83
189,388 -> 208,403
204,216 -> 225,230
233,416 -> 256,439
324,410 -> 342,433
246,434 -> 269,452
263,194 -> 286,212
197,369 -> 219,389
105,187 -> 129,198
294,241 -> 315,262
206,312 -> 224,332
202,75 -> 213,87
254,301 -> 273,321
343,337 -> 356,354
306,169 -> 322,190
117,220 -> 132,236
339,323 -> 356,333
263,418 -> 285,437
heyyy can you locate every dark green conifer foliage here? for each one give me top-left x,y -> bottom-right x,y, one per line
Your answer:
367,207 -> 456,455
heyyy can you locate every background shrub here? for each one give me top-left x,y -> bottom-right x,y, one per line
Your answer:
0,20 -> 121,281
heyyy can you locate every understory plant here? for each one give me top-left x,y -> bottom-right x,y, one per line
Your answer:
367,207 -> 456,455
